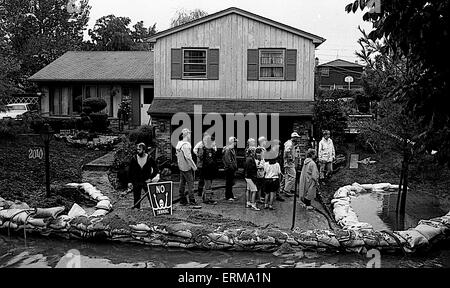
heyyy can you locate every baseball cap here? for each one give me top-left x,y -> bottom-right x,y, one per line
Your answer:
181,128 -> 191,137
291,132 -> 301,138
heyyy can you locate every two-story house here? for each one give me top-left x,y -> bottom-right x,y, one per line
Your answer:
316,58 -> 364,90
29,7 -> 325,161
147,7 -> 325,159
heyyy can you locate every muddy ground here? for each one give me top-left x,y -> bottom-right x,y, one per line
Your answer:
0,136 -> 106,208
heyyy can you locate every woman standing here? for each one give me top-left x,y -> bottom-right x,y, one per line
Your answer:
198,134 -> 218,205
263,158 -> 281,210
244,146 -> 260,211
299,148 -> 319,210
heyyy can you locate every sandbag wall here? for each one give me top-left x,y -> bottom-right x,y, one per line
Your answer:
331,182 -> 450,253
2,182 -> 450,254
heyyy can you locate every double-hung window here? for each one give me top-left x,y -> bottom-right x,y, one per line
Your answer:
259,49 -> 285,80
183,49 -> 207,79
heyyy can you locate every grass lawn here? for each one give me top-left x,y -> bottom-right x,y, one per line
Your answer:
0,135 -> 107,208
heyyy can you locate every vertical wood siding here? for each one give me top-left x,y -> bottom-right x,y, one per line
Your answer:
154,14 -> 316,100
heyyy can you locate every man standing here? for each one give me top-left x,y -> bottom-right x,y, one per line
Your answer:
194,132 -> 217,196
223,136 -> 238,201
318,130 -> 335,182
127,143 -> 160,209
280,132 -> 301,197
176,128 -> 199,206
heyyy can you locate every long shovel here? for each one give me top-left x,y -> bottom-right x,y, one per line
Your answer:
291,170 -> 299,230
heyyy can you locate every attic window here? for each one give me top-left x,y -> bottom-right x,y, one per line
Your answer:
321,67 -> 329,76
183,49 -> 207,78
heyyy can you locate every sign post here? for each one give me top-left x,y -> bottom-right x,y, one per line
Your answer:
344,76 -> 354,90
147,181 -> 173,216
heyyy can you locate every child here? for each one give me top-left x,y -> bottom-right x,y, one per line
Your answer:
244,146 -> 260,211
263,158 -> 281,210
255,147 -> 266,204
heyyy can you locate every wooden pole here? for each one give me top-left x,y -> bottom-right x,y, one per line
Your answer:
44,138 -> 50,198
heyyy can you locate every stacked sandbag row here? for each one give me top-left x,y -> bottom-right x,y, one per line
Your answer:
66,183 -> 112,218
0,198 -> 66,233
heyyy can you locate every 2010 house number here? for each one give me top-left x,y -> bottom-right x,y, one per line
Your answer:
28,148 -> 44,160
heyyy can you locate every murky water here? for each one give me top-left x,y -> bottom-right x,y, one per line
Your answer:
2,188 -> 450,268
351,190 -> 446,231
1,233 -> 450,268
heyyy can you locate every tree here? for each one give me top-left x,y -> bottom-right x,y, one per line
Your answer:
86,15 -> 156,51
313,96 -> 348,147
345,0 -> 450,167
170,8 -> 208,28
0,0 -> 91,91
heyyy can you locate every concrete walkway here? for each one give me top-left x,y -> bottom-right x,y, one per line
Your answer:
81,152 -> 334,231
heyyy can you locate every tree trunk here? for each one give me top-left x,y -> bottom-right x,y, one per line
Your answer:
399,148 -> 410,214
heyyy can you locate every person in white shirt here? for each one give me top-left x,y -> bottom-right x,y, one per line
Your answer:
176,128 -> 199,206
318,130 -> 335,181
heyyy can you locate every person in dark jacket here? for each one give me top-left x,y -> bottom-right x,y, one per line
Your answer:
244,146 -> 260,211
222,136 -> 238,201
198,134 -> 218,205
127,143 -> 160,209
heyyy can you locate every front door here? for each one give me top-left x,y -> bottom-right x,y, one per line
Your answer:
140,85 -> 154,125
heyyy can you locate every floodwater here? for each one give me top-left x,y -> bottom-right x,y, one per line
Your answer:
1,232 -> 450,268
2,188 -> 450,268
350,189 -> 447,231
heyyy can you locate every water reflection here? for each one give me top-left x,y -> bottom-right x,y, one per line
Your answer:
351,190 -> 446,231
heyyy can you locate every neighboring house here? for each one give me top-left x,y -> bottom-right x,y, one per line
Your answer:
148,7 -> 325,160
29,51 -> 154,126
316,59 -> 364,90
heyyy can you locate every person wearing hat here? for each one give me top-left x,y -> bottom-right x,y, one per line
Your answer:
222,136 -> 238,201
280,132 -> 301,197
127,142 -> 160,209
176,128 -> 200,206
318,130 -> 335,182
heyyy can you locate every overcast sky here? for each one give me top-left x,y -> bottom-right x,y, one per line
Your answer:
85,0 -> 373,64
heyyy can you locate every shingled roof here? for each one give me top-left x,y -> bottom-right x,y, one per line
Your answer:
148,98 -> 314,116
29,51 -> 153,82
317,59 -> 364,68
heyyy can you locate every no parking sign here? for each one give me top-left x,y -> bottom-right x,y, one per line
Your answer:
147,181 -> 173,216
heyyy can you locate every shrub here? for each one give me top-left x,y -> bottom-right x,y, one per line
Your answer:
129,125 -> 155,146
82,98 -> 107,113
89,112 -> 110,132
46,117 -> 77,132
313,98 -> 348,147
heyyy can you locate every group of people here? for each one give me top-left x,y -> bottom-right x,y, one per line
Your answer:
126,127 -> 336,212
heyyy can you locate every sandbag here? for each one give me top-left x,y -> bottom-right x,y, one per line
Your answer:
34,207 -> 65,219
334,187 -> 351,199
130,223 -> 151,232
48,217 -> 70,230
360,184 -> 373,190
0,209 -> 31,225
9,201 -> 30,210
351,182 -> 365,193
1,221 -> 18,229
67,203 -> 87,218
96,200 -> 112,211
90,209 -> 108,218
27,218 -> 47,227
394,230 -> 429,249
372,183 -> 391,191
413,224 -> 443,241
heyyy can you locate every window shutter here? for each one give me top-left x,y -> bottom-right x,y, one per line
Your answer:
285,49 -> 297,81
207,49 -> 219,80
171,48 -> 182,79
247,49 -> 259,80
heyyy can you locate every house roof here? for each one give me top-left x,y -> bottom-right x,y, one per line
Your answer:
317,59 -> 364,68
148,7 -> 325,46
148,98 -> 315,116
29,51 -> 153,82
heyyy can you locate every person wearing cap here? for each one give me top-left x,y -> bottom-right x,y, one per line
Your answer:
222,136 -> 238,201
280,132 -> 301,197
176,128 -> 199,206
127,142 -> 160,209
318,130 -> 335,182
299,148 -> 319,210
